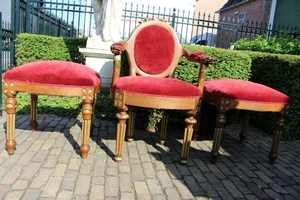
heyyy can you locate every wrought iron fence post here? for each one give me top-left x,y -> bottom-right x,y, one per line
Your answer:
26,0 -> 31,33
171,8 -> 176,28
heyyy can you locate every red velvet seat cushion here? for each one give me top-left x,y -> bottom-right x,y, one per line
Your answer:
204,79 -> 291,104
4,60 -> 101,87
113,76 -> 202,98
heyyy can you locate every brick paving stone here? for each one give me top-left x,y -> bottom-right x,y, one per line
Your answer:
3,190 -> 24,200
32,150 -> 49,162
74,175 -> 91,196
28,139 -> 45,151
254,170 -> 274,184
120,193 -> 135,200
119,174 -> 133,192
264,188 -> 283,199
131,163 -> 145,181
80,164 -> 93,175
43,155 -> 59,168
22,188 -> 42,200
184,175 -> 205,196
271,168 -> 296,185
244,194 -> 260,200
0,185 -> 10,199
228,176 -> 252,195
165,188 -> 181,200
143,162 -> 156,178
89,184 -> 104,200
166,163 -> 182,179
176,163 -> 192,176
41,176 -> 63,198
199,182 -> 219,197
0,165 -> 23,185
217,190 -> 234,200
246,182 -> 269,199
11,179 -> 29,190
207,164 -> 226,179
173,180 -> 194,199
221,179 -> 244,198
105,176 -> 119,197
203,172 -> 225,190
29,168 -> 53,188
146,179 -> 163,195
58,151 -> 72,164
134,181 -> 152,200
283,186 -> 300,199
156,170 -> 174,188
193,158 -> 210,173
20,162 -> 42,179
230,166 -> 252,182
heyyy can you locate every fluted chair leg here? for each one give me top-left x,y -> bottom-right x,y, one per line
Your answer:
180,115 -> 197,165
80,99 -> 93,159
240,111 -> 250,143
192,111 -> 201,141
211,111 -> 226,164
269,111 -> 288,165
115,111 -> 129,163
30,94 -> 38,131
160,110 -> 168,145
5,93 -> 17,155
127,108 -> 136,142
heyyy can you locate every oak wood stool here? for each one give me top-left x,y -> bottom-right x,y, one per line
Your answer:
202,79 -> 291,165
3,60 -> 101,158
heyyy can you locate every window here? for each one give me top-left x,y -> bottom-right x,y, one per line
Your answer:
238,12 -> 246,22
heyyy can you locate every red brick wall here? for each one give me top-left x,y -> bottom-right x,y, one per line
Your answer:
219,0 -> 272,24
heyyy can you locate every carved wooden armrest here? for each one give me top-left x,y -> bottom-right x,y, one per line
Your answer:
189,51 -> 216,65
110,42 -> 125,55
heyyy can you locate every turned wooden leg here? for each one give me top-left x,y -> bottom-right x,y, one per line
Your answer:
160,110 -> 168,145
192,111 -> 201,141
127,108 -> 135,142
269,108 -> 289,165
211,111 -> 226,164
5,93 -> 17,155
115,111 -> 129,163
240,111 -> 250,143
80,99 -> 93,159
90,92 -> 98,133
180,115 -> 197,165
30,94 -> 38,131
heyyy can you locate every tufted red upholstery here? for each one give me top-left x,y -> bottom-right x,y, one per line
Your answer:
4,60 -> 101,87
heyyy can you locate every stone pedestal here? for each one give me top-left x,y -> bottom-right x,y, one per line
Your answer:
79,38 -> 114,88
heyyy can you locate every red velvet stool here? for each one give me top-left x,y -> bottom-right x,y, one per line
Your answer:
3,60 -> 101,158
202,79 -> 291,164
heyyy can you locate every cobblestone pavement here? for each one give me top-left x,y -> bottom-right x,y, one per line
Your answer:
0,113 -> 300,200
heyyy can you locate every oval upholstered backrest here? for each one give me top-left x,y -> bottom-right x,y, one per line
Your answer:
125,19 -> 183,77
134,25 -> 174,75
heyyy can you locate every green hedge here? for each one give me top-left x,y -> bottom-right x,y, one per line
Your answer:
15,33 -> 87,65
245,51 -> 300,140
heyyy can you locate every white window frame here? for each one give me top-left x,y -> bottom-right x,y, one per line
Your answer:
238,12 -> 246,22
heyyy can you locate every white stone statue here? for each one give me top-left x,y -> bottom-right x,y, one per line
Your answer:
92,0 -> 123,42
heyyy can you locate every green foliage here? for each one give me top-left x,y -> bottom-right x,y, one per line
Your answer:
15,33 -> 87,65
179,45 -> 252,82
63,37 -> 87,64
234,35 -> 300,55
245,51 -> 300,140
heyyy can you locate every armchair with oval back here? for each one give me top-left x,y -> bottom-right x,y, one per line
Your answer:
110,18 -> 215,164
